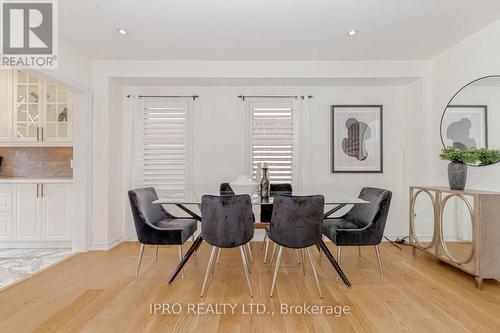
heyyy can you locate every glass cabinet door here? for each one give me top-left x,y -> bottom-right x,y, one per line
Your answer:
15,71 -> 40,141
45,84 -> 70,142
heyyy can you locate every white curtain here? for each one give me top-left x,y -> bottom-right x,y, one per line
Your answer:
126,95 -> 144,189
296,96 -> 313,193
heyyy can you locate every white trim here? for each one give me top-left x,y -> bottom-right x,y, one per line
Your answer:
91,237 -> 124,251
186,98 -> 194,196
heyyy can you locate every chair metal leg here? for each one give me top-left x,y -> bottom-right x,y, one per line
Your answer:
135,243 -> 145,277
212,248 -> 221,274
270,246 -> 284,297
216,247 -> 222,264
263,237 -> 270,263
301,249 -> 306,275
178,245 -> 185,278
240,246 -> 253,297
200,247 -> 217,297
306,247 -> 323,298
375,245 -> 384,278
243,246 -> 251,274
246,242 -> 254,263
336,246 -> 342,281
155,245 -> 159,261
267,243 -> 277,272
295,249 -> 302,264
358,246 -> 362,258
261,234 -> 268,250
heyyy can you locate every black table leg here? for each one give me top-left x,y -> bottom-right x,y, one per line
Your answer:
168,235 -> 204,285
175,204 -> 201,221
317,239 -> 351,288
323,203 -> 347,219
320,203 -> 352,287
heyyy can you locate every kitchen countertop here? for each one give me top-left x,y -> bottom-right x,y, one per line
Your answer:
0,177 -> 73,184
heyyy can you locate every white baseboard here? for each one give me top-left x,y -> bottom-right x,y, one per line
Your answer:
91,237 -> 124,251
0,240 -> 71,248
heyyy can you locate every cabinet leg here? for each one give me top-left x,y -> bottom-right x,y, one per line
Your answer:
474,277 -> 483,291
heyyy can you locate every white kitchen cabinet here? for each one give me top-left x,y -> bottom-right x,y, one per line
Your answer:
0,70 -> 72,146
0,181 -> 72,246
0,184 -> 13,212
13,184 -> 41,240
13,71 -> 72,144
43,83 -> 72,143
0,213 -> 11,240
0,69 -> 13,142
13,71 -> 41,143
42,183 -> 72,240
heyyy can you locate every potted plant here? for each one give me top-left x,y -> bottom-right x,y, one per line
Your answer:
440,147 -> 478,190
476,148 -> 500,166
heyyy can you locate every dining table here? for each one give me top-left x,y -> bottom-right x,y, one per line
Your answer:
154,192 -> 369,288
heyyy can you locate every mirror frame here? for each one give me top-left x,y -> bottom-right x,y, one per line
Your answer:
440,75 -> 500,166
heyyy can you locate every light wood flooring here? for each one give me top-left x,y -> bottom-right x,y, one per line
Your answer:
0,241 -> 499,333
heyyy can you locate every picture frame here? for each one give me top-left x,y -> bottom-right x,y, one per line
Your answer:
331,105 -> 383,173
441,105 -> 488,149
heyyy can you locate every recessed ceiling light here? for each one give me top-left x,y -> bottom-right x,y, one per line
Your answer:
347,29 -> 358,37
117,28 -> 128,35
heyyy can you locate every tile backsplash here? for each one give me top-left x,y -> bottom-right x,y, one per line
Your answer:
0,147 -> 73,178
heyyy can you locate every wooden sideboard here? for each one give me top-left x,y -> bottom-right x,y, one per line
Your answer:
409,186 -> 500,289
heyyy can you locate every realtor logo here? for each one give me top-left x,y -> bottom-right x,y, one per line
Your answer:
1,0 -> 57,68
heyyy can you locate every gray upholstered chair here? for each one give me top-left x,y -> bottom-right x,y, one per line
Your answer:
216,183 -> 255,265
266,195 -> 325,298
128,187 -> 198,277
261,183 -> 293,262
200,194 -> 255,297
322,187 -> 392,278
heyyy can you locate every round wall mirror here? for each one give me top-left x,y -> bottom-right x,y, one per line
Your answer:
440,75 -> 500,165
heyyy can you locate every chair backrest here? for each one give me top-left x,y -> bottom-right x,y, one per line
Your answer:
346,187 -> 392,239
128,187 -> 174,243
219,183 -> 235,195
201,194 -> 254,248
270,183 -> 292,196
269,195 -> 325,248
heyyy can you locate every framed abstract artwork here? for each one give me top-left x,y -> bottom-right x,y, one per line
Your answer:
331,105 -> 383,173
441,105 -> 488,149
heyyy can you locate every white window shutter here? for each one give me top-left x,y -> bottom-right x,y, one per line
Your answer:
140,99 -> 190,199
248,100 -> 296,184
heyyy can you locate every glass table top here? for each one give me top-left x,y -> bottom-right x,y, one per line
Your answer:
153,192 -> 368,206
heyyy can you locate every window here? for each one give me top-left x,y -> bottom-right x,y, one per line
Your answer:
248,99 -> 296,184
138,99 -> 191,199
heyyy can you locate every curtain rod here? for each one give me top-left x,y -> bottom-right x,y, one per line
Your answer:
237,95 -> 313,101
126,95 -> 199,100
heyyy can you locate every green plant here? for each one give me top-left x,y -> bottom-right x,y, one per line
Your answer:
440,147 -> 478,164
476,148 -> 500,165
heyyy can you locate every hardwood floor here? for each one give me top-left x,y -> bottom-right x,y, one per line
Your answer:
0,241 -> 499,333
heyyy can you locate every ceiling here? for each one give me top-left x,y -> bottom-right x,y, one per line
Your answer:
59,0 -> 500,61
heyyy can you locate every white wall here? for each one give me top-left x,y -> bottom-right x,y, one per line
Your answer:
430,19 -> 500,190
116,81 -> 423,240
91,59 -> 430,248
